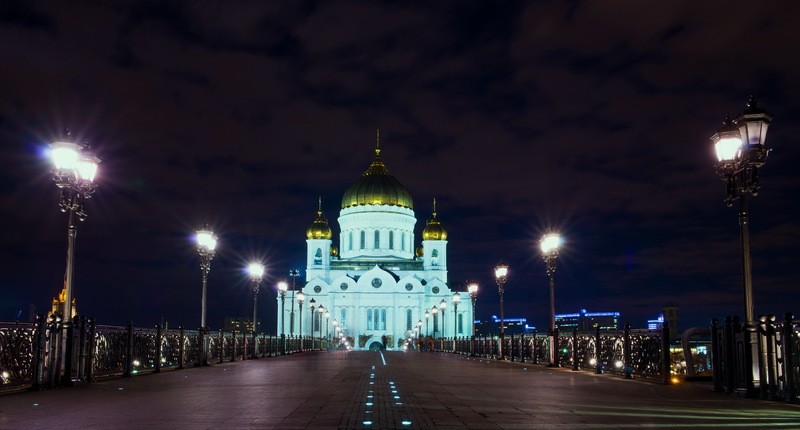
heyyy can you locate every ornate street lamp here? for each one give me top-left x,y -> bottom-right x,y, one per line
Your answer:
309,298 -> 316,350
247,262 -> 265,334
325,310 -> 331,342
439,299 -> 448,339
332,319 -> 338,342
711,96 -> 773,396
195,229 -> 218,329
452,293 -> 461,337
467,282 -> 478,337
297,292 -> 305,351
431,305 -> 438,338
494,261 -> 509,360
467,282 -> 479,356
195,228 -> 217,366
277,280 -> 288,337
541,231 -> 562,367
48,134 -> 101,322
424,311 -> 430,338
317,305 -> 325,349
289,269 -> 301,335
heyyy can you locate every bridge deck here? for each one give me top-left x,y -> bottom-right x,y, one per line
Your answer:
1,351 -> 798,429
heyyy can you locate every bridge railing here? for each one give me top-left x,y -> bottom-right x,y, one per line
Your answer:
0,315 -> 331,393
432,324 -> 671,382
711,313 -> 799,402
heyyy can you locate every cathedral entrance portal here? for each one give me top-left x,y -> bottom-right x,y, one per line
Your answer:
367,341 -> 383,351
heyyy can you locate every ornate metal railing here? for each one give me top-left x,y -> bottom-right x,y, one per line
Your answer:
1,315 -> 331,393
431,324 -> 672,383
711,313 -> 799,402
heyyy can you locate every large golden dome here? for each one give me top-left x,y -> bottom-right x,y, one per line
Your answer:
421,198 -> 447,240
306,198 -> 332,240
341,136 -> 413,210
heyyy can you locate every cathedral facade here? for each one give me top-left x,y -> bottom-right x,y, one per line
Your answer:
277,142 -> 470,350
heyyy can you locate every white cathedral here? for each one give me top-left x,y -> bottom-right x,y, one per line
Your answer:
277,141 -> 471,350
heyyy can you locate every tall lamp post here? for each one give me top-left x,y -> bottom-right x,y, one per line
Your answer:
424,311 -> 430,339
494,261 -> 509,360
451,293 -> 461,336
541,232 -> 562,367
439,299 -> 448,339
289,269 -> 301,335
325,310 -> 331,342
711,96 -> 773,396
467,282 -> 479,356
452,293 -> 461,351
431,305 -> 438,339
48,136 -> 101,321
277,280 -> 288,341
317,305 -> 325,349
309,298 -> 316,350
195,228 -> 217,366
48,133 -> 100,385
248,262 -> 265,334
297,293 -> 305,351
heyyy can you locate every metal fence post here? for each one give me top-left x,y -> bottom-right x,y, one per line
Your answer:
595,326 -> 602,374
122,321 -> 133,378
31,314 -> 47,390
86,317 -> 96,383
49,315 -> 62,388
77,316 -> 87,382
711,318 -> 723,392
661,322 -> 671,384
723,316 -> 735,393
178,326 -> 185,369
219,330 -> 224,364
766,315 -> 778,400
623,324 -> 632,379
154,324 -> 162,373
780,312 -> 795,403
757,316 -> 768,398
572,328 -> 579,371
61,315 -> 76,386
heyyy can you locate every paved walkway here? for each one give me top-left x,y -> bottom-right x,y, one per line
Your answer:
1,351 -> 799,429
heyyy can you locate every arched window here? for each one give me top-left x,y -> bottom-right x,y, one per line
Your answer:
367,308 -> 373,330
348,232 -> 353,251
374,230 -> 380,249
360,231 -> 366,249
380,308 -> 387,330
401,232 -> 406,251
406,309 -> 412,331
314,248 -> 322,265
389,231 -> 394,249
341,308 -> 347,330
431,249 -> 439,266
433,311 -> 439,334
457,313 -> 463,334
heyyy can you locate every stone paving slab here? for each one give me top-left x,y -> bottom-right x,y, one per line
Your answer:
1,350 -> 799,429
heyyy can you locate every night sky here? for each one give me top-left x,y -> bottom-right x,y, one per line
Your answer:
2,1 -> 799,332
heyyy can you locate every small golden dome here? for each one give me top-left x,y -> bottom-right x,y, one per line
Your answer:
306,198 -> 333,240
421,198 -> 447,241
330,246 -> 339,257
415,246 -> 424,258
341,131 -> 414,210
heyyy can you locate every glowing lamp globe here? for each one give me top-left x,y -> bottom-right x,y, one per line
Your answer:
540,233 -> 562,254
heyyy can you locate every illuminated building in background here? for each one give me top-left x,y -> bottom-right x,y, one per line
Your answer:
224,317 -> 256,333
648,314 -> 664,331
555,308 -> 620,332
475,315 -> 535,336
280,137 -> 472,350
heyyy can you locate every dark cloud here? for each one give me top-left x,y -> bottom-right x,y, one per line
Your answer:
1,1 -> 799,330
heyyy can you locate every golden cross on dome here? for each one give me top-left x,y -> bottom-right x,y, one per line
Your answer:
375,129 -> 381,157
432,198 -> 437,218
317,196 -> 323,216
